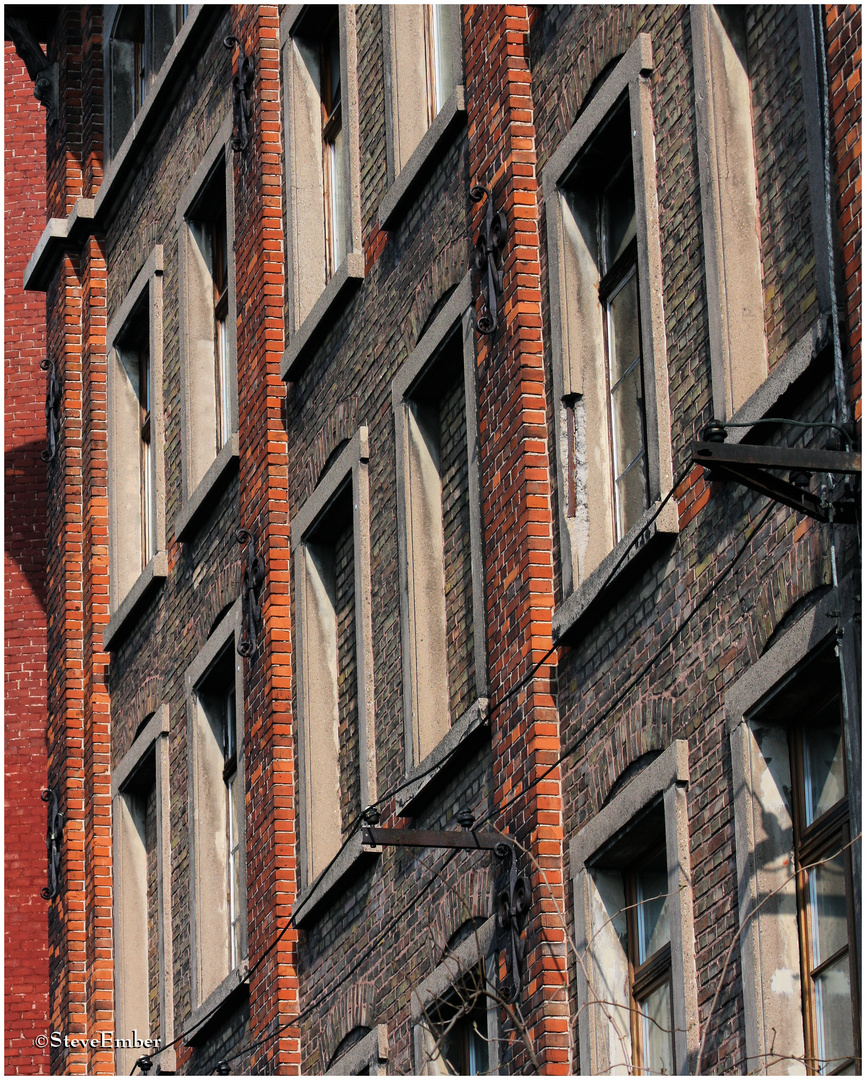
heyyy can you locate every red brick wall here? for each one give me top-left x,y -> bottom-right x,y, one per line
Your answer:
826,4 -> 862,423
4,41 -> 50,1076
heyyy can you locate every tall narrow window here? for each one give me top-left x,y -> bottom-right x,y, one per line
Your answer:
131,8 -> 147,113
791,700 -> 859,1075
175,4 -> 188,33
210,211 -> 231,450
423,5 -> 456,126
320,14 -> 346,280
626,847 -> 674,1075
137,342 -> 156,568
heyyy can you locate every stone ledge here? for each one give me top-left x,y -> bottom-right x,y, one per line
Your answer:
281,252 -> 365,381
292,830 -> 380,929
553,499 -> 679,644
103,551 -> 168,653
175,434 -> 240,541
187,964 -> 249,1045
397,697 -> 490,817
379,87 -> 467,231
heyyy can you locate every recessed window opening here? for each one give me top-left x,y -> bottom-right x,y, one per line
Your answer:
423,5 -> 456,124
196,648 -> 243,972
116,303 -> 156,570
188,172 -> 231,455
430,968 -> 489,1076
319,11 -> 346,279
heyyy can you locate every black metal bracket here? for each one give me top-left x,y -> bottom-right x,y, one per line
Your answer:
361,810 -> 531,1000
41,788 -> 63,900
237,528 -> 265,657
692,438 -> 860,524
6,16 -> 59,125
224,36 -> 254,152
470,185 -> 507,335
41,358 -> 61,462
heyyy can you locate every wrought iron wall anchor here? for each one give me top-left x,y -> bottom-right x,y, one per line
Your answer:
224,36 -> 254,152
6,16 -> 59,124
41,359 -> 61,462
237,528 -> 265,657
494,842 -> 531,1002
41,788 -> 64,900
470,185 -> 507,335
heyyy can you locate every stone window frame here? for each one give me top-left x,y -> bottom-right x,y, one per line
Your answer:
691,5 -> 768,423
542,34 -> 677,642
280,4 -> 365,381
104,245 -> 168,653
111,705 -> 176,1076
290,425 -> 378,924
185,599 -> 249,1026
379,4 -> 466,230
411,915 -> 499,1076
391,271 -> 488,815
326,1024 -> 390,1076
175,114 -> 240,541
569,740 -> 699,1075
725,580 -> 861,1075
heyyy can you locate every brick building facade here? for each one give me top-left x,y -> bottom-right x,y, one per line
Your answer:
6,4 -> 861,1076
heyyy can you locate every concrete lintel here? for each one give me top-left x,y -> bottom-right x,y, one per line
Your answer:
111,705 -> 170,797
725,317 -> 831,444
292,830 -> 380,929
175,433 -> 239,541
281,251 -> 365,381
103,551 -> 168,652
326,1024 -> 389,1076
411,915 -> 496,1021
291,424 -> 368,546
378,86 -> 467,231
552,496 -> 678,643
397,698 -> 490,817
107,244 -> 165,343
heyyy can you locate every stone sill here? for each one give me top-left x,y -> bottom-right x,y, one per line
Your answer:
725,316 -> 831,444
103,551 -> 168,653
176,434 -> 240,541
281,252 -> 365,381
187,964 -> 249,1044
293,830 -> 380,929
397,697 -> 490,817
379,87 -> 467,232
553,499 -> 679,644
23,200 -> 94,291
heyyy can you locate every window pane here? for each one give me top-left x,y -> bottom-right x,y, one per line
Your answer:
641,980 -> 674,1075
636,869 -> 670,963
809,852 -> 849,967
814,952 -> 855,1073
432,5 -> 455,114
803,710 -> 845,825
608,270 -> 641,387
616,456 -> 648,539
603,161 -> 636,272
611,362 -> 645,476
329,126 -> 348,270
328,29 -> 341,111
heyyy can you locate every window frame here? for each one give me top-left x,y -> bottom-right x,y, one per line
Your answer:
104,245 -> 167,652
176,116 -> 240,541
326,1024 -> 390,1076
570,740 -> 699,1075
280,3 -> 364,380
391,272 -> 488,814
111,706 -> 176,1075
726,581 -> 861,1075
291,425 -> 378,909
185,600 -> 249,1023
542,34 -> 676,640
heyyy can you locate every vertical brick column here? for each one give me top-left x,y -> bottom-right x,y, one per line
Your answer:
4,41 -> 50,1077
825,4 -> 862,424
465,6 -> 569,1072
231,7 -> 300,1073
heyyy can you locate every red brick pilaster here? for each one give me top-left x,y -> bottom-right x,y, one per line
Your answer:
4,41 -> 50,1077
465,6 -> 569,1072
231,7 -> 300,1073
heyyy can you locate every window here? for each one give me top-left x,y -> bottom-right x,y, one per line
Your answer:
571,740 -> 699,1075
543,34 -> 676,636
380,5 -> 465,230
412,917 -> 499,1076
392,273 -> 488,809
281,5 -> 364,378
691,6 -> 767,420
291,427 -> 377,893
107,5 -> 185,157
112,708 -> 175,1075
186,601 -> 248,1019
176,119 -> 239,540
727,588 -> 861,1077
105,246 -> 166,650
